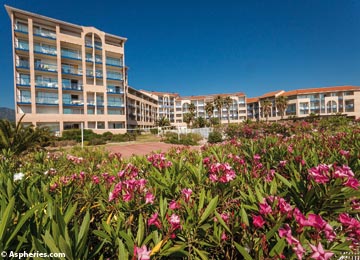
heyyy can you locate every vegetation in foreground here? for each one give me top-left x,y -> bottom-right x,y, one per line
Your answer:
0,119 -> 359,259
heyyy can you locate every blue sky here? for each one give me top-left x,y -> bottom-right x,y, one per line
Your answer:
1,0 -> 360,108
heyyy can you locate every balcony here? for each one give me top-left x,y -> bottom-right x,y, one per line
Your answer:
86,69 -> 94,77
95,56 -> 102,64
61,49 -> 81,60
62,84 -> 83,91
35,80 -> 58,89
16,60 -> 30,69
15,42 -> 29,51
35,62 -> 57,73
62,67 -> 83,76
107,102 -> 124,107
34,45 -> 57,56
107,72 -> 122,81
107,86 -> 124,94
85,41 -> 93,48
36,96 -> 59,105
16,77 -> 30,87
96,101 -> 104,107
106,58 -> 123,67
94,41 -> 102,50
34,28 -> 56,40
14,24 -> 28,34
95,70 -> 103,78
63,99 -> 84,106
17,96 -> 31,104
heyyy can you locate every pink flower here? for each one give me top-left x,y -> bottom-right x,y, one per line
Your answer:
306,214 -> 327,230
221,232 -> 227,241
293,243 -> 305,260
181,188 -> 192,203
253,154 -> 261,160
145,192 -> 155,204
92,176 -> 100,184
252,215 -> 265,228
135,245 -> 151,260
169,214 -> 181,230
278,224 -> 299,245
148,213 -> 161,228
220,212 -> 230,224
169,200 -> 181,210
259,202 -> 272,215
123,191 -> 132,202
309,242 -> 333,260
308,164 -> 331,184
344,177 -> 359,189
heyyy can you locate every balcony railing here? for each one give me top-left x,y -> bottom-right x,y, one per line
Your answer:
14,24 -> 28,33
106,58 -> 123,67
16,42 -> 29,51
61,49 -> 82,60
62,84 -> 83,91
36,96 -> 59,105
107,72 -> 122,80
34,45 -> 57,55
94,42 -> 102,50
63,99 -> 84,106
95,70 -> 103,78
36,80 -> 58,89
107,86 -> 124,94
62,67 -> 83,76
107,102 -> 124,107
34,28 -> 56,39
86,69 -> 94,77
16,60 -> 30,69
96,101 -> 104,106
17,96 -> 31,103
35,62 -> 57,72
85,40 -> 93,48
16,77 -> 30,86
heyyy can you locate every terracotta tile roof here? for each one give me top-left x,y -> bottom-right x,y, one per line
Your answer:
140,90 -> 179,97
246,97 -> 259,103
260,90 -> 284,99
282,86 -> 360,97
178,92 -> 245,101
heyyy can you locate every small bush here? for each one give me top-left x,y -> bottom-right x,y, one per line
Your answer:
150,128 -> 159,135
88,138 -> 106,146
163,132 -> 202,145
102,131 -> 113,141
208,131 -> 222,143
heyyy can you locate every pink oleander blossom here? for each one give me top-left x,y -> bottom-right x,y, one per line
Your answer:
169,214 -> 181,230
309,242 -> 334,260
169,200 -> 181,210
135,245 -> 151,260
147,153 -> 172,170
252,215 -> 265,228
293,243 -> 305,260
92,176 -> 100,184
308,164 -> 331,184
181,188 -> 192,203
259,202 -> 272,215
148,213 -> 161,228
145,192 -> 155,204
208,163 -> 236,183
344,177 -> 359,190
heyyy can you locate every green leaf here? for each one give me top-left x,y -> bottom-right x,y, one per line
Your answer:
136,213 -> 144,245
199,195 -> 218,224
275,173 -> 292,188
214,211 -> 231,234
234,242 -> 252,260
269,238 -> 285,257
266,216 -> 285,240
64,202 -> 78,224
0,197 -> 14,242
76,211 -> 90,252
240,207 -> 249,226
198,189 -> 205,215
117,238 -> 128,260
193,247 -> 208,260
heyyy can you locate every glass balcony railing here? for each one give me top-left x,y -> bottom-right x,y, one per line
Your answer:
16,77 -> 30,86
34,28 -> 56,39
15,24 -> 28,33
94,41 -> 102,50
107,72 -> 122,80
62,84 -> 83,91
96,101 -> 104,106
61,49 -> 81,60
95,70 -> 103,78
107,102 -> 124,107
16,60 -> 30,69
16,42 -> 29,51
107,87 -> 124,94
95,55 -> 102,63
17,96 -> 31,103
86,56 -> 93,62
86,69 -> 94,77
62,67 -> 83,76
34,45 -> 57,55
63,98 -> 84,105
85,40 -> 93,48
35,80 -> 58,89
35,62 -> 57,72
106,58 -> 123,67
36,96 -> 58,105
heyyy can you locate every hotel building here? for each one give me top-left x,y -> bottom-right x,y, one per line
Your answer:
6,6 -> 360,135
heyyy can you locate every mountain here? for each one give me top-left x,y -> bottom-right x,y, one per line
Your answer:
0,107 -> 15,121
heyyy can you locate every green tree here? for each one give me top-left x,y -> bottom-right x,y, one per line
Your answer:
183,113 -> 194,128
261,99 -> 272,122
214,96 -> 224,125
275,96 -> 288,119
223,96 -> 233,124
156,116 -> 170,127
194,116 -> 206,128
205,102 -> 214,126
0,115 -> 52,155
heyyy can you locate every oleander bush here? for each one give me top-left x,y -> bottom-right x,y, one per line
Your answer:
0,120 -> 359,259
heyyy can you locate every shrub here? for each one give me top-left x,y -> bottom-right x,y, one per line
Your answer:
208,131 -> 223,143
102,131 -> 113,141
150,128 -> 159,135
163,132 -> 202,145
88,138 -> 106,146
61,129 -> 100,142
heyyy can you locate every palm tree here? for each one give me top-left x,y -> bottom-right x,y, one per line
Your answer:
261,99 -> 272,122
187,103 -> 196,127
205,102 -> 214,126
0,115 -> 52,155
223,96 -> 233,124
156,116 -> 170,127
183,113 -> 194,128
275,96 -> 288,120
214,96 -> 223,124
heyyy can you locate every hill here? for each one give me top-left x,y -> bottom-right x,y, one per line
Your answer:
0,107 -> 15,121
